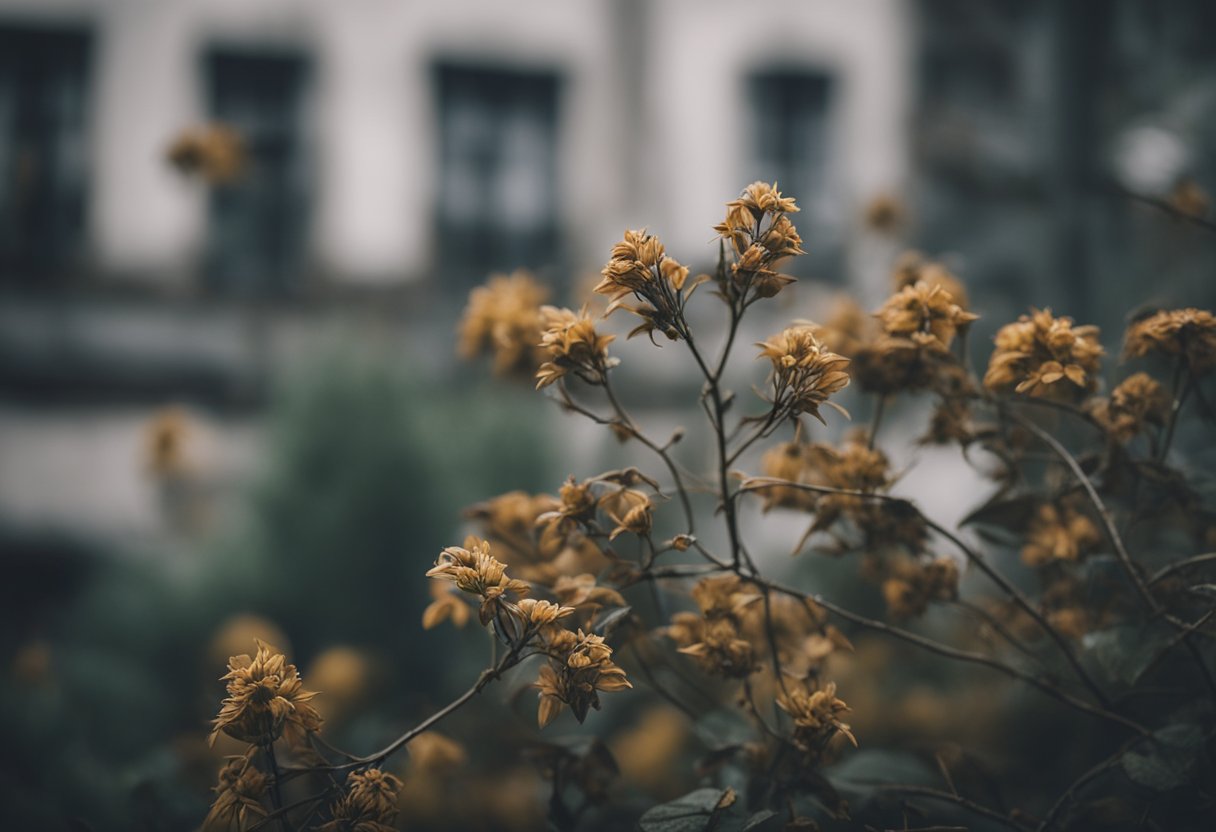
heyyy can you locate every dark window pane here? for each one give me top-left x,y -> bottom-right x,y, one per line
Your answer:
0,24 -> 91,284
434,63 -> 560,288
204,49 -> 310,295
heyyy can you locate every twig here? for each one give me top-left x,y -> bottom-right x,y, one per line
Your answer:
872,784 -> 1033,831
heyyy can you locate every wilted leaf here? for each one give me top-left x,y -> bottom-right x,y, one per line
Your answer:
1121,724 -> 1204,791
1083,622 -> 1174,686
739,809 -> 779,830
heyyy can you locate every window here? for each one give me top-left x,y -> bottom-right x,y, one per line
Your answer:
204,49 -> 310,294
746,69 -> 837,276
434,63 -> 561,288
0,24 -> 91,284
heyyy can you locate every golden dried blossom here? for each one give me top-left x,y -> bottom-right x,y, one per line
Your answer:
595,229 -> 701,342
167,124 -> 245,184
812,295 -> 872,357
202,756 -> 267,832
552,573 -> 627,610
984,308 -> 1104,397
421,581 -> 471,630
1088,372 -> 1169,444
875,280 -> 977,352
599,488 -> 654,541
427,537 -> 531,626
776,681 -> 856,752
756,325 -> 851,424
756,442 -> 818,512
715,182 -> 803,301
535,630 -> 631,728
211,641 -> 322,746
318,768 -> 403,832
891,251 -> 969,310
535,306 -> 617,389
1123,307 -> 1216,374
667,577 -> 761,679
457,271 -> 549,376
1022,503 -> 1102,567
881,557 -> 960,619
517,598 -> 577,628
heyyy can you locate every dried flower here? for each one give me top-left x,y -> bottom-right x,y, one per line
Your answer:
864,193 -> 905,233
517,598 -> 577,629
318,768 -> 403,832
875,280 -> 977,352
535,306 -> 617,388
756,442 -> 818,512
1088,372 -> 1169,443
427,537 -> 531,626
535,630 -> 631,728
881,558 -> 960,618
715,182 -> 803,301
891,251 -> 969,310
984,309 -> 1104,397
458,271 -> 549,376
422,581 -> 471,630
202,756 -> 267,832
1124,308 -> 1216,374
599,488 -> 653,541
1022,503 -> 1102,567
777,681 -> 856,752
595,229 -> 700,342
756,325 -> 851,424
552,573 -> 627,610
211,640 -> 322,746
667,577 -> 762,678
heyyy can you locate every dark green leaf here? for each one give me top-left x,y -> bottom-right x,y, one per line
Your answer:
1121,724 -> 1204,791
639,788 -> 732,832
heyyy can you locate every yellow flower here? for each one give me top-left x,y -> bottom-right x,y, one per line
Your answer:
1124,307 -> 1216,374
1088,372 -> 1169,443
535,630 -> 631,728
457,271 -> 550,376
516,598 -> 576,628
166,123 -> 246,184
599,488 -> 653,541
875,280 -> 977,352
552,573 -> 627,609
776,681 -> 856,752
881,557 -> 960,619
595,229 -> 701,343
1022,502 -> 1102,567
535,306 -> 617,389
756,325 -> 851,424
666,577 -> 761,679
891,251 -> 969,310
211,641 -> 322,746
427,537 -> 531,626
984,308 -> 1103,397
421,581 -> 471,630
202,756 -> 267,832
318,768 -> 403,832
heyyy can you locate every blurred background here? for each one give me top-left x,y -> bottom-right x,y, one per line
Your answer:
1,0 -> 1214,829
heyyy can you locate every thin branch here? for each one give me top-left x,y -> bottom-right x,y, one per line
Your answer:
1149,552 -> 1216,586
873,784 -> 1033,831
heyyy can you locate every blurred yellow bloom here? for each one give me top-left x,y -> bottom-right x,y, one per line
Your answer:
1124,307 -> 1216,374
211,640 -> 322,747
984,308 -> 1103,397
202,756 -> 267,832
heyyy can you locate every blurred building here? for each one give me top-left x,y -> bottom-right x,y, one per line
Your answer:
1,0 -> 1213,545
0,0 -> 908,542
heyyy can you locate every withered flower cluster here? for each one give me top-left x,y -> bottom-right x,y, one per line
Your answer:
595,229 -> 704,342
667,576 -> 762,678
776,681 -> 856,756
457,270 -> 550,376
853,274 -> 975,395
1124,307 -> 1216,374
202,756 -> 268,832
318,769 -> 404,832
535,629 -> 632,728
756,325 -> 851,425
535,305 -> 618,388
426,536 -> 532,629
984,308 -> 1104,397
1088,372 -> 1169,444
1021,502 -> 1102,567
881,557 -> 961,619
715,181 -> 804,301
211,640 -> 323,747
